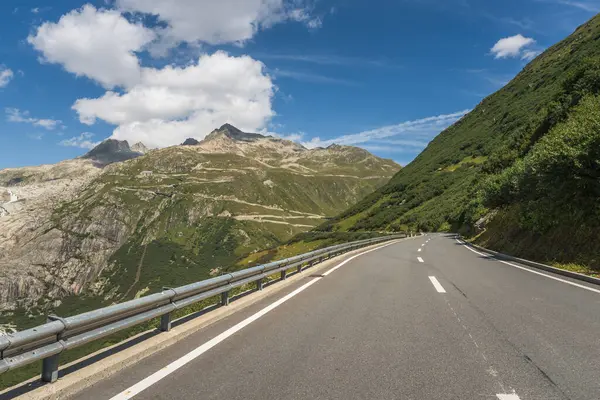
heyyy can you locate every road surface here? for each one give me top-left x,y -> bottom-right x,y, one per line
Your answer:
72,234 -> 600,400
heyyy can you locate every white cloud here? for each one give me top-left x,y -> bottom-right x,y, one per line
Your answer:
302,110 -> 470,149
273,69 -> 358,86
360,144 -> 418,154
0,68 -> 14,87
257,53 -> 396,68
536,0 -> 600,12
562,1 -> 600,12
28,133 -> 44,140
73,51 -> 275,148
268,131 -> 305,142
28,2 -> 324,150
31,7 -> 40,14
28,4 -> 155,88
368,138 -> 431,148
59,132 -> 100,149
116,0 -> 319,54
306,17 -> 323,29
6,108 -> 63,130
491,34 -> 536,59
521,49 -> 541,61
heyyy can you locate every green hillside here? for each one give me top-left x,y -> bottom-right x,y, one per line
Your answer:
0,126 -> 399,332
323,13 -> 600,271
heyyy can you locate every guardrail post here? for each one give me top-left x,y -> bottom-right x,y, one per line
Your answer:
297,263 -> 303,274
160,313 -> 172,332
41,315 -> 62,383
281,269 -> 287,280
256,279 -> 263,291
160,287 -> 173,332
221,291 -> 229,306
42,354 -> 60,383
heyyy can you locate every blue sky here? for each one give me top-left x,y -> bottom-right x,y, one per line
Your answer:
0,0 -> 598,169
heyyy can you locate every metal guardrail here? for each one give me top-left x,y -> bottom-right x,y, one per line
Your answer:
0,234 -> 407,383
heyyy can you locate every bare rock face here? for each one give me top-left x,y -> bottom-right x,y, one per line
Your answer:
0,126 -> 400,316
130,142 -> 149,154
0,159 -> 103,310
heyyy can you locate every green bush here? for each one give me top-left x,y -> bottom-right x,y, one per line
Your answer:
482,94 -> 600,232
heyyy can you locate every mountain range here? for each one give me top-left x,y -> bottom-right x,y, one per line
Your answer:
0,124 -> 399,327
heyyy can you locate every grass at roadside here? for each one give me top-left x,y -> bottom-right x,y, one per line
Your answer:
550,263 -> 600,278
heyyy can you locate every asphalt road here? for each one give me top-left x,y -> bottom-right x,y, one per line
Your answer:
72,234 -> 600,400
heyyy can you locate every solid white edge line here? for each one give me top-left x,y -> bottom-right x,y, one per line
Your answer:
109,239 -> 401,399
321,239 -> 400,276
417,257 -> 424,263
428,276 -> 446,293
456,239 -> 600,294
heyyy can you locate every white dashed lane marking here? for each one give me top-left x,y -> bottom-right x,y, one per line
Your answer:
428,276 -> 446,293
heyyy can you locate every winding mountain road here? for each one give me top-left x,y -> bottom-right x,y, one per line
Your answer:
70,234 -> 600,400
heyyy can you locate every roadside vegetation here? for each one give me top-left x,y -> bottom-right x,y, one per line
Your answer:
322,14 -> 600,274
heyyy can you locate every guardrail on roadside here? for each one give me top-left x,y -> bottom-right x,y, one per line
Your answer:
460,238 -> 600,286
0,233 -> 409,384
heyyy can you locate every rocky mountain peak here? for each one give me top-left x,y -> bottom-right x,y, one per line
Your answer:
131,142 -> 149,154
205,124 -> 266,143
219,123 -> 244,135
181,138 -> 200,146
326,143 -> 368,154
83,139 -> 145,166
85,139 -> 131,155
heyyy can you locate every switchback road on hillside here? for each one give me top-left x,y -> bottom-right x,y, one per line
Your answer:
72,234 -> 600,400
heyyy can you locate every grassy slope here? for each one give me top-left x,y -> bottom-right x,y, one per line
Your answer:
324,14 -> 600,271
0,141 -> 397,328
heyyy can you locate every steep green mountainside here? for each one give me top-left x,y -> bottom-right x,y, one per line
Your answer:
324,14 -> 600,270
0,125 -> 399,329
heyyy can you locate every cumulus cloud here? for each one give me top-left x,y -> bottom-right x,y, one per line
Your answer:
116,0 -> 319,54
491,34 -> 536,59
28,1 -> 324,149
73,51 -> 275,148
6,108 -> 63,130
302,110 -> 470,149
28,4 -> 155,88
0,68 -> 14,87
59,132 -> 99,149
